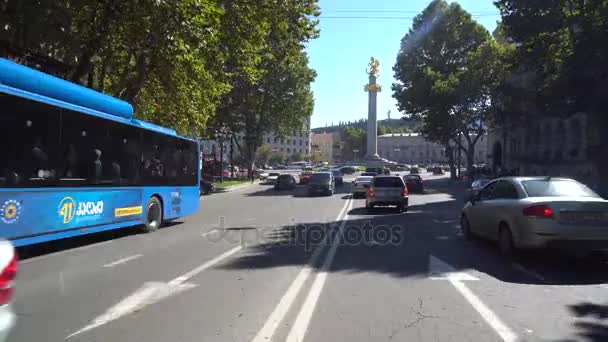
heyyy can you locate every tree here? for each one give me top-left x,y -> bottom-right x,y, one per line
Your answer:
290,152 -> 305,162
1,0 -> 228,136
342,127 -> 366,161
495,0 -> 608,192
310,151 -> 323,164
255,144 -> 273,166
269,151 -> 286,166
212,1 -> 320,172
392,0 -> 503,174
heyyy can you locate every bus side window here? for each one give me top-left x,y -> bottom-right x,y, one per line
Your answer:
0,94 -> 60,188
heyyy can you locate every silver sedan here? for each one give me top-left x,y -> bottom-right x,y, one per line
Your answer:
461,177 -> 608,255
352,176 -> 373,198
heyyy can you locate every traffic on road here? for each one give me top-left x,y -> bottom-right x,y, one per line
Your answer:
9,164 -> 608,342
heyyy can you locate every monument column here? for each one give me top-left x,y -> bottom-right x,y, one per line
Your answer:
364,57 -> 382,162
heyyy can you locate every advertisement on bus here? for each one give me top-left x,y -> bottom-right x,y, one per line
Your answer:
0,190 -> 143,240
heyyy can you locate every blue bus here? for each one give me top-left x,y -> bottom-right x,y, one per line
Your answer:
0,58 -> 200,247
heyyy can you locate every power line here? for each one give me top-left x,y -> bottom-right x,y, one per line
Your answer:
318,14 -> 499,20
332,10 -> 500,15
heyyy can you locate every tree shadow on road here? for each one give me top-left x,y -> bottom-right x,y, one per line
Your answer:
218,190 -> 608,286
551,302 -> 608,342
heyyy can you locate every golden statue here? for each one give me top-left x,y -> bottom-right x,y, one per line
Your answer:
367,57 -> 380,78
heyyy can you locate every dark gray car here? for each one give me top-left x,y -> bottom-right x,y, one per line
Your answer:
365,175 -> 408,212
307,172 -> 335,196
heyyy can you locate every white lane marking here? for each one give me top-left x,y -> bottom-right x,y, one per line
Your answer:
251,197 -> 353,342
436,236 -> 451,240
511,263 -> 547,283
67,246 -> 242,339
20,239 -> 115,265
449,279 -> 517,342
285,198 -> 354,342
428,255 -> 480,281
429,255 -> 516,342
103,254 -> 142,268
432,219 -> 441,224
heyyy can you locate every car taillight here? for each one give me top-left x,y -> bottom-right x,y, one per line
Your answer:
402,187 -> 408,197
368,187 -> 376,197
0,253 -> 17,305
523,204 -> 554,219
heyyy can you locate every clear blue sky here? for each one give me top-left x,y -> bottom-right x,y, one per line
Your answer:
307,0 -> 501,129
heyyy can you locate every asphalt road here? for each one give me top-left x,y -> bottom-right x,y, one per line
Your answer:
10,172 -> 608,342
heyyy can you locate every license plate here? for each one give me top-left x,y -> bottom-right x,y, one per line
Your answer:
562,212 -> 608,225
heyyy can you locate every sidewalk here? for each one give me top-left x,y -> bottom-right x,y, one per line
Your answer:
215,180 -> 260,193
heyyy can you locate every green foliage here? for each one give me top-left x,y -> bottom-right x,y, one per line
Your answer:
255,144 -> 273,166
310,151 -> 323,164
269,151 -> 287,166
1,0 -> 319,142
342,127 -> 366,160
290,152 -> 305,163
392,0 -> 504,170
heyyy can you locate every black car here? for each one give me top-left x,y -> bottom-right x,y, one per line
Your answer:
307,172 -> 335,196
275,174 -> 297,190
404,174 -> 423,193
339,166 -> 356,174
431,166 -> 444,175
331,169 -> 344,186
365,167 -> 383,175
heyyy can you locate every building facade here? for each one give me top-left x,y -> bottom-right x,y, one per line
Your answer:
201,118 -> 312,162
378,133 -> 488,165
486,113 -> 596,185
311,132 -> 341,163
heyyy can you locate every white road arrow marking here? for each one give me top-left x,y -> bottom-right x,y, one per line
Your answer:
429,255 -> 517,342
67,246 -> 242,339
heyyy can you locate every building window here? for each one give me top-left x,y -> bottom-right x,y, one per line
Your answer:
287,139 -> 290,144
299,140 -> 303,146
267,138 -> 270,144
287,148 -> 290,153
274,138 -> 278,143
280,147 -> 284,152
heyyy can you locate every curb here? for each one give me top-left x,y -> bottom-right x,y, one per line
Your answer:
217,181 -> 260,193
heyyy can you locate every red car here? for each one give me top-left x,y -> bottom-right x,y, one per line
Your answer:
300,171 -> 314,184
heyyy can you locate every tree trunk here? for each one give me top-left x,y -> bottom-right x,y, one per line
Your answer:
445,144 -> 456,180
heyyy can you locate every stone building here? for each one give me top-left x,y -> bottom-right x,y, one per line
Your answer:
378,133 -> 488,165
311,132 -> 341,163
486,113 -> 596,184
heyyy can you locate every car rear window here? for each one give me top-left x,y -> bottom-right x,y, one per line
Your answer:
355,177 -> 373,182
405,175 -> 421,181
278,175 -> 291,180
522,179 -> 599,197
310,173 -> 330,182
373,177 -> 404,187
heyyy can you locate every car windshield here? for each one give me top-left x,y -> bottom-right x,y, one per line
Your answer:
373,177 -> 404,188
310,173 -> 330,183
269,173 -> 280,176
522,179 -> 599,198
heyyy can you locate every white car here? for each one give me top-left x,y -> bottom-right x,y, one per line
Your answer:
0,240 -> 17,342
265,172 -> 281,185
352,176 -> 373,198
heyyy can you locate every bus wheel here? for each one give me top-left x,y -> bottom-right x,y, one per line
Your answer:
143,197 -> 163,233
